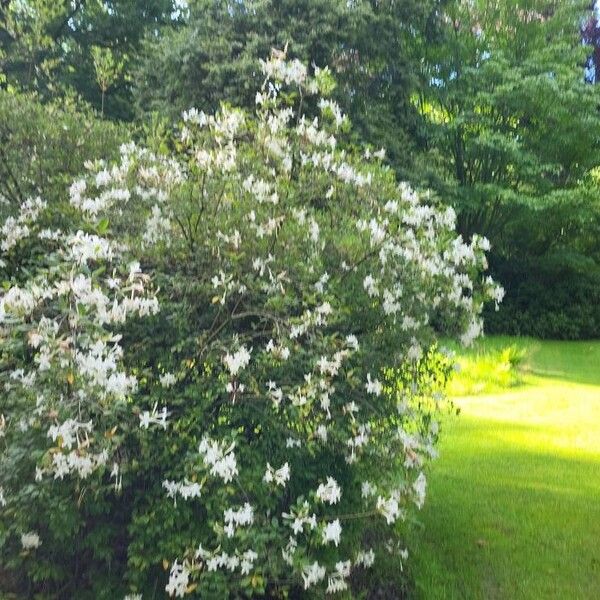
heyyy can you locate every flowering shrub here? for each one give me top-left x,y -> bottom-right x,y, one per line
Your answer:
0,53 -> 502,598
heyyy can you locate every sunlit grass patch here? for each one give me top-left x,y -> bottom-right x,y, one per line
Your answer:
410,338 -> 600,599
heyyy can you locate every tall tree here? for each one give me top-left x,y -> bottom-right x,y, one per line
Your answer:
414,0 -> 600,337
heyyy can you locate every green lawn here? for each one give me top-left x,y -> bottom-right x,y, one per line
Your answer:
409,337 -> 600,599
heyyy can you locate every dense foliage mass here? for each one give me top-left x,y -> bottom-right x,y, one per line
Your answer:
412,0 -> 600,338
0,90 -> 126,208
2,0 -> 598,339
0,55 -> 501,597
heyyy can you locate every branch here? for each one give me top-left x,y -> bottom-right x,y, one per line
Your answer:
51,0 -> 86,43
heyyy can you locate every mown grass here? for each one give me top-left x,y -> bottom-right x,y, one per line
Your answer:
409,337 -> 600,599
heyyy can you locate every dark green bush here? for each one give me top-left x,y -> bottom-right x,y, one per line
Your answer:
484,254 -> 600,339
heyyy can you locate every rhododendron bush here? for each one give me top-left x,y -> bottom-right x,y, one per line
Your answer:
0,54 -> 502,598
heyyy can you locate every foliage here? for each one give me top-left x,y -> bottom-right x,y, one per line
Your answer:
444,338 -> 525,396
483,252 -> 600,339
0,0 -> 180,119
413,0 -> 600,339
133,0 -> 440,175
0,55 -> 500,597
0,89 -> 126,212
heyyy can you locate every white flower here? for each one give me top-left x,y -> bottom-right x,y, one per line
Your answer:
315,424 -> 328,442
460,318 -> 483,346
355,549 -> 375,568
21,531 -> 41,550
316,477 -> 341,505
260,55 -> 308,86
165,560 -> 189,598
373,147 -> 386,160
326,560 -> 351,593
240,549 -> 258,575
376,495 -> 401,524
143,204 -> 171,245
68,231 -> 114,265
47,419 -> 93,450
345,334 -> 359,351
182,107 -> 208,126
198,437 -> 238,483
322,519 -> 342,546
223,346 -> 252,376
159,372 -> 177,388
139,404 -> 169,430
162,479 -> 202,502
365,373 -> 382,396
223,502 -> 254,537
302,561 -> 326,589
263,462 -> 290,487
314,272 -> 330,293
1,197 -> 46,251
265,339 -> 290,360
413,471 -> 427,509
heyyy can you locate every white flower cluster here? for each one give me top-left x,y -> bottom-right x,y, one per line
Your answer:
376,494 -> 403,525
163,479 -> 202,503
165,560 -> 190,598
75,340 -> 138,400
365,373 -> 382,396
68,231 -> 115,265
139,404 -> 169,430
326,560 -> 351,593
47,419 -> 92,450
316,476 -> 342,505
322,519 -> 342,547
1,196 -> 46,252
302,561 -> 326,589
263,462 -> 290,487
223,345 -> 252,377
198,437 -> 238,483
20,531 -> 41,550
355,548 -> 376,568
195,545 -> 258,576
318,99 -> 347,129
159,372 -> 177,387
265,338 -> 290,360
51,447 -> 109,480
283,501 -> 318,535
223,502 -> 254,537
413,471 -> 427,509
260,55 -> 308,86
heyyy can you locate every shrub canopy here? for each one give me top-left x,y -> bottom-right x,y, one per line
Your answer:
0,54 -> 501,598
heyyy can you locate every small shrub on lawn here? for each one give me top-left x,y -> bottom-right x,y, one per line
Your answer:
447,342 -> 525,396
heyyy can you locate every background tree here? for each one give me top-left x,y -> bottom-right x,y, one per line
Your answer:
91,45 -> 125,116
0,0 -> 180,119
133,0 -> 441,175
413,0 -> 600,337
0,90 -> 125,212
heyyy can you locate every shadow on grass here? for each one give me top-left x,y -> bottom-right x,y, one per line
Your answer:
519,339 -> 600,387
409,417 -> 600,600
